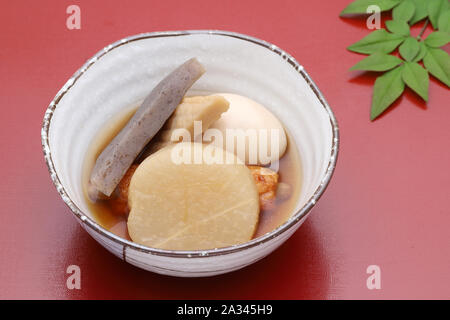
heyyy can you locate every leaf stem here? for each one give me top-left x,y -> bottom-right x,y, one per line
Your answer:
417,20 -> 429,40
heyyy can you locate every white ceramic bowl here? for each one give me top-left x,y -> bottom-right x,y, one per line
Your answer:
41,30 -> 339,277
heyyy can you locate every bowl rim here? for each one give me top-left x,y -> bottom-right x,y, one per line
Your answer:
41,29 -> 339,258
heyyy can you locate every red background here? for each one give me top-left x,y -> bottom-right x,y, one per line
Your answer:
0,0 -> 449,299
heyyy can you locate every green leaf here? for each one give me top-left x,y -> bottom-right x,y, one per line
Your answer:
399,37 -> 421,61
424,31 -> 450,48
393,0 -> 416,21
428,0 -> 449,29
371,66 -> 405,120
350,52 -> 403,71
340,0 -> 401,15
423,47 -> 450,87
412,41 -> 428,62
348,29 -> 406,54
402,62 -> 429,101
386,20 -> 410,36
409,0 -> 429,25
438,10 -> 450,32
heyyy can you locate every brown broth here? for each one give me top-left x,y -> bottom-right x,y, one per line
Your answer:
82,102 -> 302,242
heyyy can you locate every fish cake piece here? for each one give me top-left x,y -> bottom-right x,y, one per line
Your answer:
248,165 -> 279,195
139,95 -> 229,158
248,165 -> 279,210
109,164 -> 139,215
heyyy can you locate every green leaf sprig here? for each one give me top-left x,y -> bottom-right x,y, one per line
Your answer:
341,0 -> 450,120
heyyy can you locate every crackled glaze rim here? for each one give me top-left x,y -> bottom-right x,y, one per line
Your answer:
41,30 -> 339,258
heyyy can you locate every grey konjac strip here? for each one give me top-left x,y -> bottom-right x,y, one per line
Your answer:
90,58 -> 205,196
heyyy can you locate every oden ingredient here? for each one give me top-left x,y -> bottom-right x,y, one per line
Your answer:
111,163 -> 286,216
109,164 -> 139,215
140,95 -> 229,157
210,93 -> 287,165
248,166 -> 279,210
127,143 -> 260,250
90,58 -> 205,196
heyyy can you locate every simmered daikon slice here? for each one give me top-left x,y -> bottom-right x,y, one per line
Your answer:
127,143 -> 260,250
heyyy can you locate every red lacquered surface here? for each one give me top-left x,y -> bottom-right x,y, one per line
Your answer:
0,0 -> 449,299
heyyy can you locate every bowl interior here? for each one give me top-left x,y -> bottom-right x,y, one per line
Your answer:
46,31 -> 336,249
